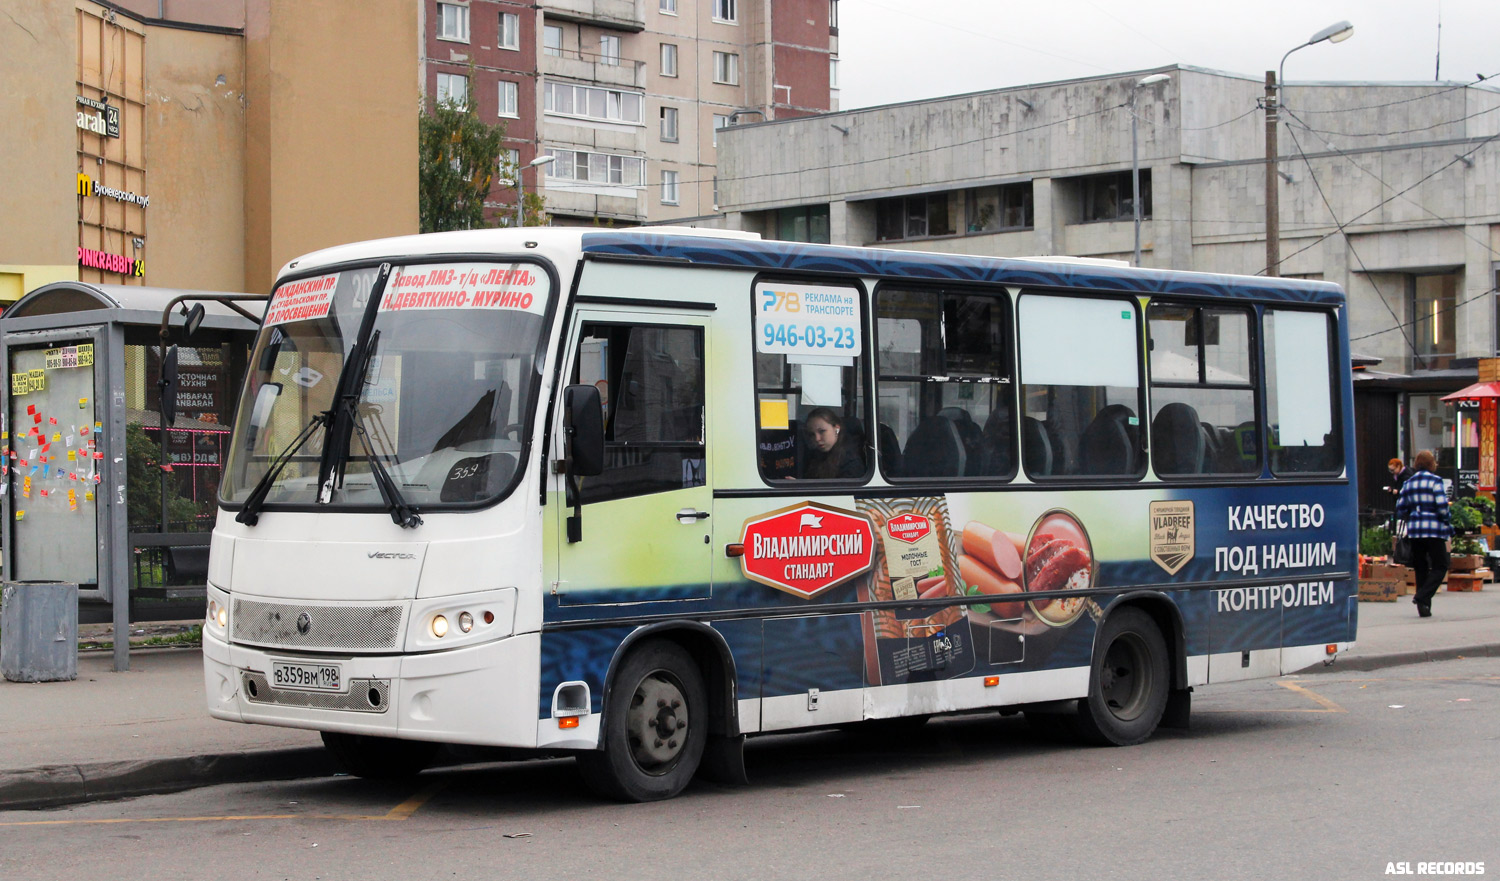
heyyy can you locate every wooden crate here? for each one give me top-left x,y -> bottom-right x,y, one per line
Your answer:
1446,572 -> 1485,592
1450,554 -> 1483,572
1359,579 -> 1401,602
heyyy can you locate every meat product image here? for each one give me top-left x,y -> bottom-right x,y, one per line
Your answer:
1025,532 -> 1092,612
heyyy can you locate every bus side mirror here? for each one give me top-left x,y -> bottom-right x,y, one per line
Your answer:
159,345 -> 180,427
564,384 -> 605,477
182,302 -> 206,340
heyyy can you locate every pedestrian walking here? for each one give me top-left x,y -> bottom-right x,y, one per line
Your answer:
1394,449 -> 1451,618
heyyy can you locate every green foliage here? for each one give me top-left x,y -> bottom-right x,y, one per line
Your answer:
126,423 -> 204,531
1452,536 -> 1483,556
419,97 -> 508,233
1359,524 -> 1392,557
1450,497 -> 1485,533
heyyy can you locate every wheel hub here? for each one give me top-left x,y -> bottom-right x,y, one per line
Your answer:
625,672 -> 689,774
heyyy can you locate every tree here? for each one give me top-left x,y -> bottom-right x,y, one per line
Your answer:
418,96 -> 508,233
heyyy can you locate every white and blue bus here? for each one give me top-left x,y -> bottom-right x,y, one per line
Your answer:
203,227 -> 1357,801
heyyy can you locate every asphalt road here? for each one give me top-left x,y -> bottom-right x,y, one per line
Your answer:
3,657 -> 1497,881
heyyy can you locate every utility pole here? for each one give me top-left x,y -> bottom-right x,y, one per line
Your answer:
1264,70 -> 1280,277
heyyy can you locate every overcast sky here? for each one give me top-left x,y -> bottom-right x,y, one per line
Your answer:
837,0 -> 1500,110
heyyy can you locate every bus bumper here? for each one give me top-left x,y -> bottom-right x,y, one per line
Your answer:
204,629 -> 543,749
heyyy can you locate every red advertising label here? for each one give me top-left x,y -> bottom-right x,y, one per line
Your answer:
265,273 -> 339,326
885,513 -> 931,544
739,502 -> 875,599
1481,398 -> 1496,492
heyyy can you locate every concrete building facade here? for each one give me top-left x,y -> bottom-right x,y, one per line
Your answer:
713,65 -> 1500,506
419,0 -> 839,226
0,0 -> 419,304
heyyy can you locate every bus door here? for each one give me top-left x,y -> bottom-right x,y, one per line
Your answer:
554,310 -> 713,603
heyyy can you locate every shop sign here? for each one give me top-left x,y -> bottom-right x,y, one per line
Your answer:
76,173 -> 149,207
76,95 -> 120,138
1481,398 -> 1497,492
78,246 -> 144,278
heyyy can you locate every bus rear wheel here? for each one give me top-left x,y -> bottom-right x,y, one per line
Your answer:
577,639 -> 707,802
1074,607 -> 1169,746
320,731 -> 438,779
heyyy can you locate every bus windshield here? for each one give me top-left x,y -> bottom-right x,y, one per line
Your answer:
222,260 -> 552,511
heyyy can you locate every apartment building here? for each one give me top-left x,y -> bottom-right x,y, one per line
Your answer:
420,0 -> 839,225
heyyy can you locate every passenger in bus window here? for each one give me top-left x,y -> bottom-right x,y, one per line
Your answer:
802,407 -> 864,479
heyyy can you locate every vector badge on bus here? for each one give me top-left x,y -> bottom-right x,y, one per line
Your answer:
739,502 -> 875,599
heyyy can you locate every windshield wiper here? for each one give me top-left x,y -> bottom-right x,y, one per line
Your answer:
346,395 -> 423,529
235,413 -> 327,526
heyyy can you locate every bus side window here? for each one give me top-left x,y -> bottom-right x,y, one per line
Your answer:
1018,293 -> 1144,479
875,286 -> 1014,481
752,281 -> 871,483
571,322 -> 706,504
1146,303 -> 1258,477
1264,309 -> 1341,474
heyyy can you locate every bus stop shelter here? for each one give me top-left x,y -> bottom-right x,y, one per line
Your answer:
1,282 -> 262,671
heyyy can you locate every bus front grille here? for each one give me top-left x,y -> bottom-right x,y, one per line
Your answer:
231,599 -> 404,652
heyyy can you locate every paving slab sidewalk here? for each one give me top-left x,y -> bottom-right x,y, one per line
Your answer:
2,587 -> 1497,811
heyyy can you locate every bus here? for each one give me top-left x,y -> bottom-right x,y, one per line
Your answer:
202,227 -> 1357,801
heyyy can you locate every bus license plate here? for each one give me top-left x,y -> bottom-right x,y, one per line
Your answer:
271,661 -> 342,692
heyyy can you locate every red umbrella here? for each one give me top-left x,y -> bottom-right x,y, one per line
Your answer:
1442,381 -> 1500,401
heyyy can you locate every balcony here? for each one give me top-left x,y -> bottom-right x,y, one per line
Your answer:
542,47 -> 647,90
541,0 -> 645,32
544,184 -> 645,222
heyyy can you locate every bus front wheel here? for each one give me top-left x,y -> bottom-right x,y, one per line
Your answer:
577,639 -> 707,802
1074,607 -> 1169,746
320,731 -> 438,779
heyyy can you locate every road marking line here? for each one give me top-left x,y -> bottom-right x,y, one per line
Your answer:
382,780 -> 447,821
1273,680 -> 1346,713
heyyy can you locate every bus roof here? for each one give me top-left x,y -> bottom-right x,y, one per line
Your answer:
277,227 -> 1344,307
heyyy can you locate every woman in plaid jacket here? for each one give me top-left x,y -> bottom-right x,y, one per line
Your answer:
1394,449 -> 1452,618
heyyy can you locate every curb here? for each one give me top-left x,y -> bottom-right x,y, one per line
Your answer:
0,747 -> 336,812
1307,643 -> 1500,673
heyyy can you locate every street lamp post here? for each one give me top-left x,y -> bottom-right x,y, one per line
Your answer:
1266,20 -> 1353,276
1131,73 -> 1171,267
515,154 -> 557,227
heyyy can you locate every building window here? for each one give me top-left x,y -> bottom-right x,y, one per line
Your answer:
661,43 -> 678,77
713,51 -> 739,85
546,148 -> 645,186
775,205 -> 830,243
829,0 -> 839,32
830,56 -> 839,90
543,25 -> 563,57
1412,271 -> 1459,369
662,170 -> 680,204
498,81 -> 519,117
660,0 -> 677,13
437,2 -> 469,42
498,12 -> 519,50
436,73 -> 468,109
1079,170 -> 1149,222
967,183 -> 1033,232
501,148 -> 520,177
874,193 -> 955,241
712,114 -> 730,145
600,34 -> 621,66
712,0 -> 737,23
544,82 -> 644,124
660,106 -> 679,142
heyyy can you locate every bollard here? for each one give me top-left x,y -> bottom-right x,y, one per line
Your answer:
0,581 -> 79,682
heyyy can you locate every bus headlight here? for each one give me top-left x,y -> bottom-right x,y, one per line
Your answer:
205,584 -> 231,639
405,589 -> 517,652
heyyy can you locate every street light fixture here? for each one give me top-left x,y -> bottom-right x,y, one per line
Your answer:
1266,20 -> 1353,276
1130,73 -> 1170,267
515,154 -> 557,228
